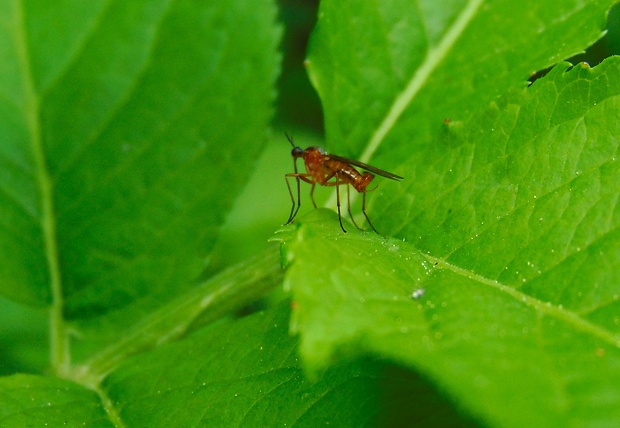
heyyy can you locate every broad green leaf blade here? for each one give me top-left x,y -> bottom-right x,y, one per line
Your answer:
276,209 -> 430,368
391,59 -> 620,290
0,296 -> 47,375
101,301 -> 478,427
0,0 -> 280,345
281,58 -> 620,427
0,374 -> 112,427
307,0 -> 613,161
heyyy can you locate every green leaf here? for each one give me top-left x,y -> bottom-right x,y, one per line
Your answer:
0,299 -> 478,426
274,1 -> 620,426
0,0 -> 280,357
0,374 -> 111,427
102,301 -> 478,427
2,0 -> 620,426
0,296 -> 47,375
282,58 -> 620,426
307,0 -> 614,157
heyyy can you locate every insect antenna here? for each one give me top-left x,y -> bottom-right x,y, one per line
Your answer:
285,132 -> 296,148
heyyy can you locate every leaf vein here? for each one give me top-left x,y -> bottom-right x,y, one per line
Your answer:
13,0 -> 68,373
325,0 -> 483,209
53,0 -> 176,181
358,0 -> 484,164
424,254 -> 620,348
37,0 -> 112,97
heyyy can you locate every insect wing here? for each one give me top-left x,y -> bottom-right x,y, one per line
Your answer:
327,154 -> 403,181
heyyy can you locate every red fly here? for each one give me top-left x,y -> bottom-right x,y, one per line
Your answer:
284,133 -> 403,233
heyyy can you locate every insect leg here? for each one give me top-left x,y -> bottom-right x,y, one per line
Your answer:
285,174 -> 301,224
346,184 -> 362,230
285,174 -> 314,224
335,174 -> 347,233
309,182 -> 318,208
362,190 -> 380,234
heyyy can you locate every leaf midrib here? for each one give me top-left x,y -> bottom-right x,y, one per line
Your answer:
14,0 -> 68,373
424,253 -> 620,348
357,0 -> 484,164
325,0 -> 484,209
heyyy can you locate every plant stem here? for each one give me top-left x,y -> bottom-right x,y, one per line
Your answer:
73,245 -> 283,386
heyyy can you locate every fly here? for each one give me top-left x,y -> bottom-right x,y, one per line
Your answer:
284,133 -> 403,234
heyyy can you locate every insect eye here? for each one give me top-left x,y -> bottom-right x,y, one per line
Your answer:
292,147 -> 303,157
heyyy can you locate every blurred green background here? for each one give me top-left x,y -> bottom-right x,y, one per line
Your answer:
2,0 -> 619,376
